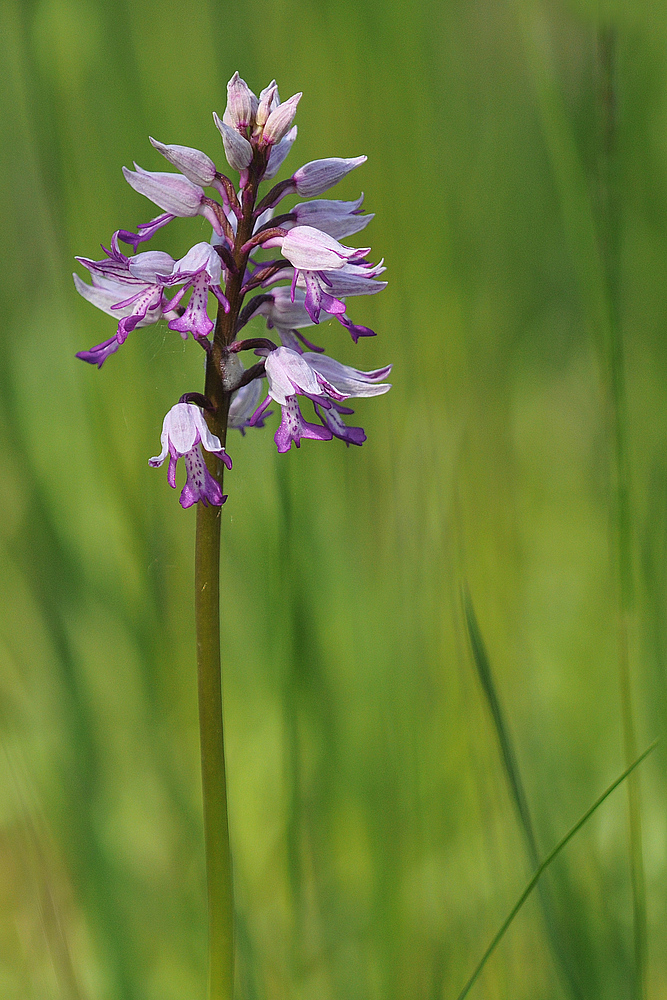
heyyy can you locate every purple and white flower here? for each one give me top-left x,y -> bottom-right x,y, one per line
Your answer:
252,347 -> 391,452
149,403 -> 232,509
162,243 -> 229,341
122,164 -> 224,235
262,226 -> 372,323
75,235 -> 178,364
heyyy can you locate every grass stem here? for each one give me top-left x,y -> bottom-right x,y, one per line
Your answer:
455,741 -> 657,1000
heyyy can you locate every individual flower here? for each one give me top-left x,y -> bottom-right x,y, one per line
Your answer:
162,243 -> 229,341
122,164 -> 224,235
75,236 -> 178,364
251,347 -> 391,453
149,403 -> 232,508
262,226 -> 371,323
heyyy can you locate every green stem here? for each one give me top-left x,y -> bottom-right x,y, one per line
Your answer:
595,27 -> 647,999
195,377 -> 234,1000
193,156 -> 260,1000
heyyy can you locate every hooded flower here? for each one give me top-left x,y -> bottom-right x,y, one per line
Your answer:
149,403 -> 232,508
252,346 -> 391,452
74,236 -> 178,364
262,226 -> 372,323
162,243 -> 229,341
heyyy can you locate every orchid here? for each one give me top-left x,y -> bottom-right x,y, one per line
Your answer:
73,69 -> 391,498
71,71 -> 392,1000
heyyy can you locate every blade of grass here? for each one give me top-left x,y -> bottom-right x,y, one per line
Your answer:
455,740 -> 657,1000
463,589 -> 538,865
463,587 -> 583,1000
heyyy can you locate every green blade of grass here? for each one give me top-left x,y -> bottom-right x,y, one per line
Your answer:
463,588 -> 583,999
454,739 -> 657,1000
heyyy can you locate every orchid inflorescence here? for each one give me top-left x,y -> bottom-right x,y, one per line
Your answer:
74,71 -> 391,508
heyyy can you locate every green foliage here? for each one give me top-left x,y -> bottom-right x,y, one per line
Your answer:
1,0 -> 666,997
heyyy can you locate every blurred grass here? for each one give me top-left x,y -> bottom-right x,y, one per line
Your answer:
1,0 -> 667,997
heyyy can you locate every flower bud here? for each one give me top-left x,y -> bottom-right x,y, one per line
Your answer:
213,113 -> 253,171
262,92 -> 302,146
256,81 -> 279,129
223,71 -> 258,131
292,156 -> 367,197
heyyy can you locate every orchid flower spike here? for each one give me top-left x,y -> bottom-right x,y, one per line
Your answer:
74,70 -> 391,506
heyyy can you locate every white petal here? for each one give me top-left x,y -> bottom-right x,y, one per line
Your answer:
191,407 -> 224,453
265,346 -> 321,405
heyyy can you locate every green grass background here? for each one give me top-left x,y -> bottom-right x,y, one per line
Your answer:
1,0 -> 667,997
